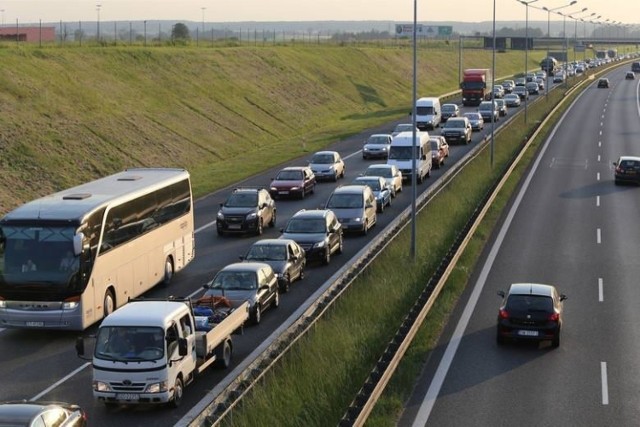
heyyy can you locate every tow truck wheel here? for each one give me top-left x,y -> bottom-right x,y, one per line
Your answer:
215,340 -> 232,369
171,377 -> 183,408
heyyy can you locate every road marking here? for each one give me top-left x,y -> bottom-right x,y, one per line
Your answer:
601,362 -> 609,405
597,154 -> 601,162
597,228 -> 602,244
597,172 -> 600,181
344,149 -> 363,160
598,141 -> 601,148
596,196 -> 600,207
30,362 -> 92,401
599,130 -> 603,136
599,278 -> 604,302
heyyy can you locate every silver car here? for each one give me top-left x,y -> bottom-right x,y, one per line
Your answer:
362,134 -> 393,160
309,150 -> 345,182
363,164 -> 403,197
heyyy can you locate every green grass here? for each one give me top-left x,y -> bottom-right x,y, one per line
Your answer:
0,43 -> 549,214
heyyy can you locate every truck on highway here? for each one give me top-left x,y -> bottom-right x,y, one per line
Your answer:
76,297 -> 249,407
460,69 -> 492,106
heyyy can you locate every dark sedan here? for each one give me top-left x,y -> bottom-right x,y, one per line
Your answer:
269,166 -> 316,199
241,238 -> 306,292
0,401 -> 87,427
613,156 -> 640,185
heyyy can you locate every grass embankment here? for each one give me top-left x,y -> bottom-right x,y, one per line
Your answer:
216,81 -> 587,425
0,44 -> 544,214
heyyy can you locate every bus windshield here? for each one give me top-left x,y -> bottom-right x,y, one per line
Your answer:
0,224 -> 81,289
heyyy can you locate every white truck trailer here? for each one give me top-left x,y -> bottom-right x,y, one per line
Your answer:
76,297 -> 249,407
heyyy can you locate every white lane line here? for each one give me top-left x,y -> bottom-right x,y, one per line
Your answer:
598,154 -> 601,162
597,172 -> 600,181
599,130 -> 603,136
599,141 -> 602,148
596,196 -> 600,207
597,228 -> 602,244
599,278 -> 604,302
30,362 -> 92,401
344,149 -> 363,160
601,362 -> 609,405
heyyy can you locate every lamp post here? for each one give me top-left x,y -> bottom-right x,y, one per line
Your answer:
519,0 -> 539,124
542,1 -> 577,98
410,0 -> 417,259
201,7 -> 206,34
96,4 -> 101,42
0,9 -> 4,27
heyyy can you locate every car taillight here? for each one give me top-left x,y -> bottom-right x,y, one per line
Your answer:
616,166 -> 622,173
499,309 -> 509,319
548,312 -> 560,322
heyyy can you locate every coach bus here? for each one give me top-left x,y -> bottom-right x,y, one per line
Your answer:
0,168 -> 195,330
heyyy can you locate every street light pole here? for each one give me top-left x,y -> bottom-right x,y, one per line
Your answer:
410,0 -> 417,260
201,7 -> 206,34
542,1 -> 577,99
519,0 -> 539,124
96,4 -> 101,42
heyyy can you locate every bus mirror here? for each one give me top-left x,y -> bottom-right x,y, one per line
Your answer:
73,233 -> 85,256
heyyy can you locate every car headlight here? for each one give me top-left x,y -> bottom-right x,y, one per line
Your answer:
0,300 -> 6,308
217,211 -> 224,220
62,301 -> 79,310
290,186 -> 300,191
246,212 -> 257,220
313,240 -> 326,248
93,381 -> 112,392
353,217 -> 362,222
270,186 -> 278,191
145,381 -> 168,394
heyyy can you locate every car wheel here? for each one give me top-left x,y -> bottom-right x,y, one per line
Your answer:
341,168 -> 345,179
300,187 -> 306,199
256,219 -> 263,236
214,340 -> 232,369
496,331 -> 506,345
269,211 -> 276,228
387,196 -> 391,207
337,236 -> 344,254
362,220 -> 369,236
310,184 -> 316,194
333,172 -> 339,182
552,331 -> 560,348
170,376 -> 184,408
323,248 -> 331,265
217,228 -> 224,237
281,274 -> 291,293
272,289 -> 280,308
252,304 -> 262,325
378,202 -> 384,214
298,264 -> 306,281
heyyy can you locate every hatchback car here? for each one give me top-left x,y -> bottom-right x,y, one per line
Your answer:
536,78 -> 545,90
0,401 -> 87,427
463,112 -> 484,131
525,81 -> 540,95
492,85 -> 504,99
478,101 -> 499,123
625,71 -> 635,80
441,103 -> 460,121
501,80 -> 515,93
203,262 -> 279,324
503,93 -> 521,107
352,176 -> 392,213
269,166 -> 316,199
440,116 -> 472,144
324,185 -> 377,234
613,156 -> 640,185
241,238 -> 306,292
362,134 -> 393,159
217,187 -> 276,236
597,78 -> 610,88
514,77 -> 527,87
363,164 -> 403,197
309,151 -> 345,182
496,283 -> 567,348
429,135 -> 449,169
512,85 -> 529,100
391,123 -> 419,137
494,99 -> 508,117
280,209 -> 343,265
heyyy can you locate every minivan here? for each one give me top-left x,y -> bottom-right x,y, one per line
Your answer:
324,185 -> 377,235
414,97 -> 441,130
387,131 -> 432,184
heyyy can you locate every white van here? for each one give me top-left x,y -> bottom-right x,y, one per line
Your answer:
415,97 -> 441,130
387,131 -> 432,184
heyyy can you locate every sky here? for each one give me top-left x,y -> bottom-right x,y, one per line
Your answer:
0,0 -> 637,27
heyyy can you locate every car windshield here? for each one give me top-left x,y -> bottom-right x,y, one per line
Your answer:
479,103 -> 493,111
430,140 -> 440,150
620,160 -> 640,169
394,124 -> 413,133
275,170 -> 303,181
209,271 -> 257,290
285,218 -> 326,233
246,244 -> 287,261
366,167 -> 393,178
326,194 -> 363,209
445,120 -> 465,128
311,154 -> 334,164
367,136 -> 390,145
442,105 -> 456,112
357,180 -> 381,191
225,192 -> 257,207
505,295 -> 553,312
464,113 -> 481,120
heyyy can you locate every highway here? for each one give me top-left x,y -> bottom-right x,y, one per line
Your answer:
0,83 -> 544,426
401,67 -> 640,426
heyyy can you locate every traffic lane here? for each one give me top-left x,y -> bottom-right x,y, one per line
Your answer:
403,84 -> 620,425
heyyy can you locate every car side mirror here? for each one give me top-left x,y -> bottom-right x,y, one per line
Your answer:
612,162 -> 617,167
239,256 -> 245,261
560,294 -> 568,301
497,290 -> 505,298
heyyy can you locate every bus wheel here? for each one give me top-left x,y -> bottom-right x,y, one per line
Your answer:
162,258 -> 174,286
103,290 -> 115,317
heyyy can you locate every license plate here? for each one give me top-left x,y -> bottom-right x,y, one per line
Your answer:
517,330 -> 539,337
279,191 -> 289,194
26,321 -> 44,327
117,393 -> 140,401
228,224 -> 241,230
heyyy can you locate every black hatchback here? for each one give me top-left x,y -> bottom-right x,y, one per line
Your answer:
613,156 -> 640,185
0,401 -> 87,426
496,283 -> 567,348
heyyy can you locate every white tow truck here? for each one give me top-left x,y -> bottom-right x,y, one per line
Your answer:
76,297 -> 249,407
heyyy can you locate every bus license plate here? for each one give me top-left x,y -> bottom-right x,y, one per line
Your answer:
517,330 -> 538,337
117,393 -> 140,401
26,321 -> 44,327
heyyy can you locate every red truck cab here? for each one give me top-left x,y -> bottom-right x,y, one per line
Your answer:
461,68 -> 492,106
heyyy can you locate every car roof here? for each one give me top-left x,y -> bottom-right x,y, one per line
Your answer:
0,401 -> 76,422
508,283 -> 556,297
464,112 -> 481,117
369,133 -> 392,137
251,238 -> 293,246
332,184 -> 369,194
618,156 -> 640,162
313,150 -> 338,156
220,262 -> 272,272
291,209 -> 332,219
442,103 -> 458,108
279,166 -> 308,171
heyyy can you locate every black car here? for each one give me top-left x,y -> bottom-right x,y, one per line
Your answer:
613,156 -> 640,185
0,401 -> 87,427
597,78 -> 610,88
497,283 -> 567,348
241,238 -> 306,292
217,187 -> 276,236
280,209 -> 343,265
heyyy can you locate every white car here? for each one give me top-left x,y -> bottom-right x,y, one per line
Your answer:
363,164 -> 403,197
308,150 -> 345,182
392,123 -> 419,137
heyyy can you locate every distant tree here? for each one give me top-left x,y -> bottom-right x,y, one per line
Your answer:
172,23 -> 190,41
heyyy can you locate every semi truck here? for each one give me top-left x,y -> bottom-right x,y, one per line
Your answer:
76,297 -> 249,407
460,69 -> 492,106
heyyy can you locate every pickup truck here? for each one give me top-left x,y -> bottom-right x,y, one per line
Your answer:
76,297 -> 249,407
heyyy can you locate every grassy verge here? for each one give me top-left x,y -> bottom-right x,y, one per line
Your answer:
214,78 -> 585,426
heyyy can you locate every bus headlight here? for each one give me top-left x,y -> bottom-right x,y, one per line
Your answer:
145,381 -> 168,393
93,381 -> 112,392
